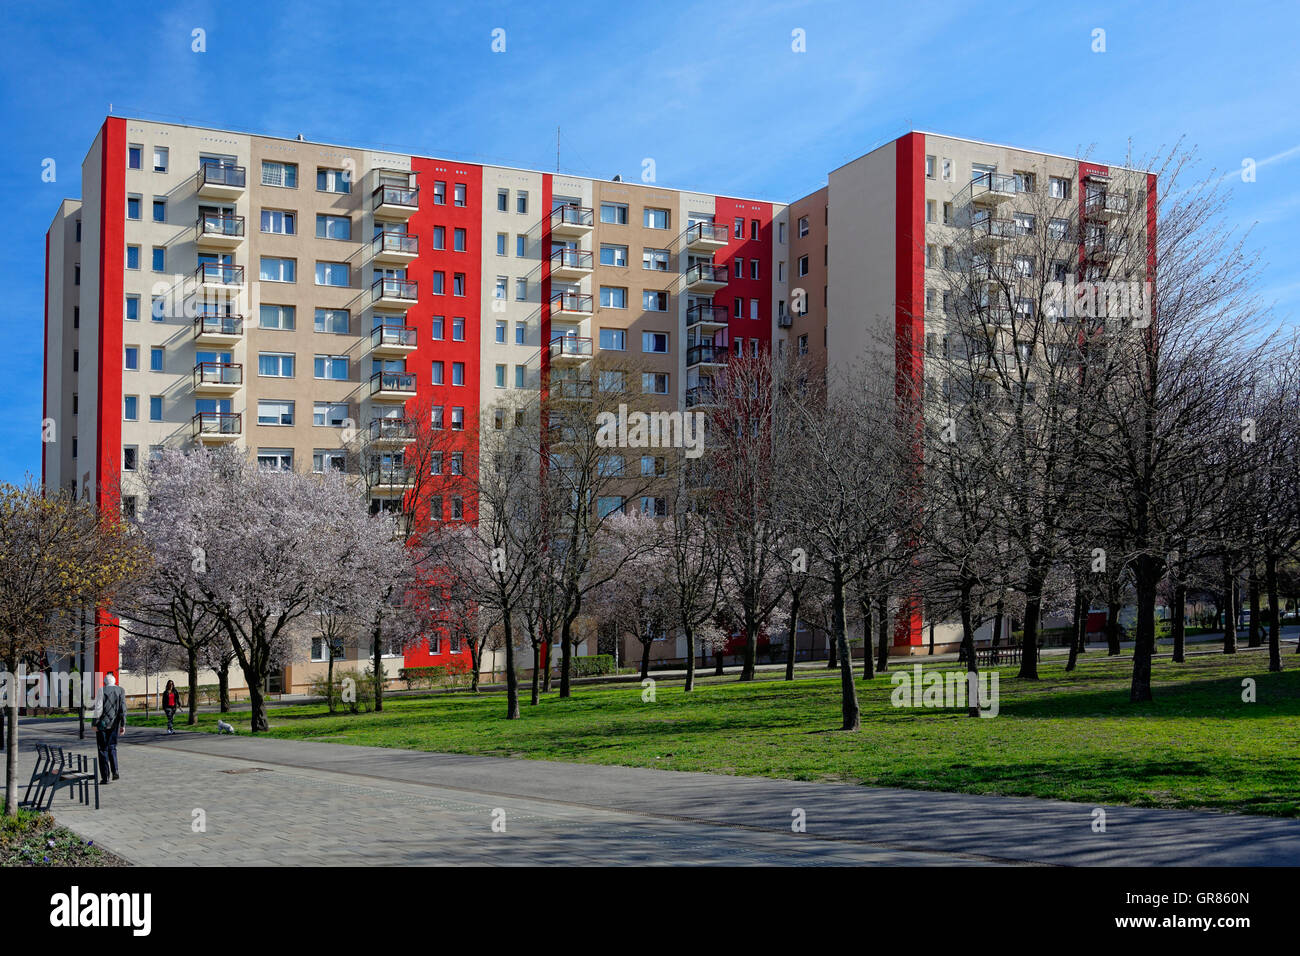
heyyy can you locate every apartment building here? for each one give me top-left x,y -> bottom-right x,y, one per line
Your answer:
43,116 -> 786,691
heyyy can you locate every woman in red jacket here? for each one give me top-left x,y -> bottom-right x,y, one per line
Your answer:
162,680 -> 181,734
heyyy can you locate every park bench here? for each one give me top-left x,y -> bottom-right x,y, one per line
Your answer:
24,742 -> 99,811
958,643 -> 1023,667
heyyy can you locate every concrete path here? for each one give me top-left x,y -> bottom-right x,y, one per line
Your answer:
21,719 -> 1300,866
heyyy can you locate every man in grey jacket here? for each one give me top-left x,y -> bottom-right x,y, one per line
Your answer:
93,672 -> 126,783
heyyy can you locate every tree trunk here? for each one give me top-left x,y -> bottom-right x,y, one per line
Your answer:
559,617 -> 575,698
992,600 -> 1004,647
1171,583 -> 1187,663
1104,601 -> 1121,656
684,621 -> 697,691
740,619 -> 758,681
1129,558 -> 1160,702
826,630 -> 837,668
1222,559 -> 1237,654
714,649 -> 724,676
1265,552 -> 1282,673
503,614 -> 520,719
784,592 -> 799,682
530,643 -> 541,706
217,659 -> 230,713
1248,565 -> 1262,648
831,566 -> 860,731
371,615 -> 385,711
959,582 -> 979,717
861,595 -> 874,680
247,679 -> 269,733
327,652 -> 336,714
1017,584 -> 1042,679
1066,584 -> 1083,672
875,596 -> 890,674
639,641 -> 651,682
187,648 -> 200,725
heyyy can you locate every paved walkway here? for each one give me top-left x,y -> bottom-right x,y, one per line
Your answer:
19,719 -> 1300,866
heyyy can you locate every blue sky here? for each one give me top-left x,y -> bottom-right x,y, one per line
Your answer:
1,0 -> 1297,484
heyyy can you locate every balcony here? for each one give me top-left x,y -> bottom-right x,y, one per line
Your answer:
550,247 -> 594,280
193,362 -> 243,395
371,277 -> 417,309
686,302 -> 730,332
777,313 -> 793,328
368,418 -> 417,445
549,336 -> 593,366
970,172 -> 1017,206
550,204 -> 594,238
197,163 -> 246,200
549,377 -> 593,402
685,384 -> 719,408
366,460 -> 415,495
193,312 -> 244,346
195,214 -> 245,248
1085,192 -> 1129,220
373,183 -> 419,219
1086,234 -> 1129,260
973,260 -> 1017,287
195,262 -> 244,291
191,412 -> 242,442
685,221 -> 730,252
687,343 -> 729,367
369,370 -> 417,402
551,291 -> 593,319
970,217 -> 1017,248
684,261 -> 728,292
370,324 -> 419,358
372,231 -> 419,265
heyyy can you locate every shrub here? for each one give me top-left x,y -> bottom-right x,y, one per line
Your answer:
572,654 -> 616,677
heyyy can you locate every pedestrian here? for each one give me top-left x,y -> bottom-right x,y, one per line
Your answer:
162,680 -> 181,734
93,672 -> 126,783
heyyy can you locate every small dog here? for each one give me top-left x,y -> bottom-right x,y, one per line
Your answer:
216,720 -> 236,735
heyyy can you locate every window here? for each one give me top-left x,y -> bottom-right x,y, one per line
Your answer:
798,334 -> 808,355
454,227 -> 466,251
642,247 -> 670,271
516,234 -> 527,257
151,246 -> 165,271
734,259 -> 743,278
152,147 -> 168,173
257,449 -> 293,472
641,456 -> 666,477
644,207 -> 669,230
925,155 -> 936,178
454,183 -> 467,207
314,402 -> 349,427
751,219 -> 759,240
600,286 -> 627,309
261,161 -> 297,188
1014,171 -> 1036,194
640,497 -> 667,517
925,200 -> 936,224
152,198 -> 167,223
149,347 -> 163,372
260,257 -> 296,283
125,296 -> 140,322
596,497 -> 624,518
749,298 -> 760,320
431,317 -> 444,340
128,145 -> 142,169
642,332 -> 669,353
516,190 -> 528,214
598,455 -> 625,478
1049,218 -> 1071,241
432,271 -> 445,294
494,276 -> 507,301
257,400 -> 295,426
496,232 -> 507,256
497,189 -> 508,211
515,365 -> 526,387
495,320 -> 507,344
433,181 -> 446,205
515,322 -> 526,345
261,209 -> 296,234
313,450 -> 346,474
1014,255 -> 1035,277
798,216 -> 809,237
798,255 -> 809,277
126,245 -> 140,270
123,447 -> 138,473
643,290 -> 668,312
1013,212 -> 1036,236
515,277 -> 528,301
942,202 -> 954,225
258,353 -> 295,378
430,451 -> 443,475
451,407 -> 465,430
260,304 -> 295,330
123,396 -> 138,420
1049,176 -> 1072,199
494,364 -> 506,388
431,361 -> 445,385
599,328 -> 625,351
778,221 -> 786,243
316,214 -> 351,240
151,296 -> 165,321
733,296 -> 744,318
750,259 -> 760,280
601,244 -> 629,267
313,308 -> 348,334
452,317 -> 465,341
124,347 -> 138,370
316,167 -> 351,193
600,202 -> 628,225
453,273 -> 466,296
149,396 -> 163,421
126,195 -> 141,220
450,497 -> 464,520
315,261 -> 349,287
642,373 -> 668,395
734,217 -> 744,238
431,407 -> 444,430
452,362 -> 465,386
314,355 -> 349,380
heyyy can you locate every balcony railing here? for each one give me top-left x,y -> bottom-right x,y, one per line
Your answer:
685,262 -> 728,286
370,325 -> 418,349
369,371 -> 417,395
686,221 -> 730,246
1085,192 -> 1129,217
550,247 -> 594,271
550,378 -> 593,401
366,460 -> 415,487
970,217 -> 1018,242
196,214 -> 245,239
371,277 -> 417,302
193,362 -> 243,387
685,385 -> 719,407
551,291 -> 593,315
687,343 -> 729,366
550,336 -> 593,361
373,232 -> 419,256
971,171 -> 1018,198
195,262 -> 244,286
191,412 -> 241,437
368,418 -> 417,442
194,313 -> 244,337
551,204 -> 594,230
199,164 -> 246,189
373,184 -> 420,210
687,302 -> 729,327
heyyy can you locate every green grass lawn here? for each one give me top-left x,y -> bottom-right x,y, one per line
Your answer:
133,649 -> 1300,817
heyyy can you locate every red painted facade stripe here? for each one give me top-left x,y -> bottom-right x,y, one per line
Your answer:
713,197 -> 774,351
95,116 -> 126,676
893,132 -> 925,648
